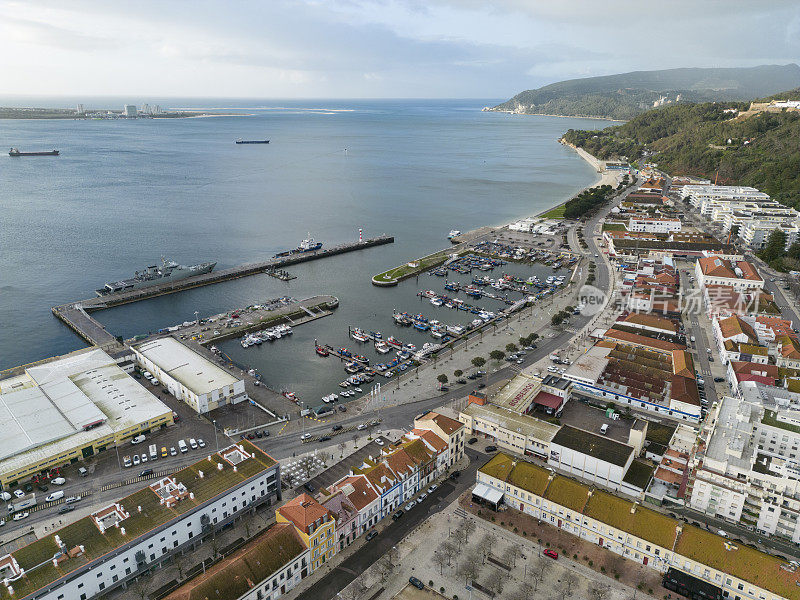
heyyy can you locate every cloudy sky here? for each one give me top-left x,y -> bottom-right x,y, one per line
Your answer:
1,0 -> 798,99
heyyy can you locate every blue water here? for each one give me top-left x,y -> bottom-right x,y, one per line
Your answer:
0,98 -> 608,398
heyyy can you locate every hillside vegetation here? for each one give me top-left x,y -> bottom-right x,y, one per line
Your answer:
562,102 -> 800,207
491,64 -> 800,120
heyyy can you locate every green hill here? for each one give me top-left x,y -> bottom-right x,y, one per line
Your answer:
561,99 -> 800,207
491,64 -> 800,120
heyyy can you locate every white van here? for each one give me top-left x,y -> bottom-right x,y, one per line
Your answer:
600,424 -> 609,435
189,438 -> 198,450
149,444 -> 158,460
45,491 -> 64,503
178,439 -> 188,453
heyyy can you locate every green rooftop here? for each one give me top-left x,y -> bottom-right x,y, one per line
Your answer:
585,490 -> 678,549
543,475 -> 590,513
762,410 -> 800,435
1,441 -> 276,600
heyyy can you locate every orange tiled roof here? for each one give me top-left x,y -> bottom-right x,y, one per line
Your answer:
671,350 -> 695,379
718,315 -> 758,343
413,429 -> 448,453
670,375 -> 700,406
622,312 -> 678,333
278,493 -> 332,531
334,475 -> 378,511
419,411 -> 464,436
604,328 -> 685,352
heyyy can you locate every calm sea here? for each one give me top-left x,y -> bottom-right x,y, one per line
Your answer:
0,98 -> 608,399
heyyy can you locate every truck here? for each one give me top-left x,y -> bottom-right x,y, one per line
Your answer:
8,493 -> 37,513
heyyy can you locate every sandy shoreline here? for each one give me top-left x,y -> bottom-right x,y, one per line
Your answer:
484,108 -> 626,123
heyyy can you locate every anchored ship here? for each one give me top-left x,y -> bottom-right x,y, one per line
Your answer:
235,139 -> 269,144
273,236 -> 324,258
9,148 -> 59,156
96,258 -> 216,296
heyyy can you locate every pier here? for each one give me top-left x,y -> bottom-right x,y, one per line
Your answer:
52,236 -> 392,345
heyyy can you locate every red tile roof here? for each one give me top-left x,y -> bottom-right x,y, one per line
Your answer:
532,391 -> 564,410
278,493 -> 332,531
604,328 -> 685,352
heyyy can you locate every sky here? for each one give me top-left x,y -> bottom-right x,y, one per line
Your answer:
0,0 -> 799,99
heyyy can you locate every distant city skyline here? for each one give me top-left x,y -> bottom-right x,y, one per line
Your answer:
1,0 -> 798,98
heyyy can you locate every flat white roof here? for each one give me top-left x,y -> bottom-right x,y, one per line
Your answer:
564,345 -> 612,384
134,337 -> 239,395
0,348 -> 172,477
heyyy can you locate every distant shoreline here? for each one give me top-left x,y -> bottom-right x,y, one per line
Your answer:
0,107 -> 246,120
483,107 -> 626,123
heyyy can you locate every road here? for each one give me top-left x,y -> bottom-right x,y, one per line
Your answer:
297,448 -> 483,600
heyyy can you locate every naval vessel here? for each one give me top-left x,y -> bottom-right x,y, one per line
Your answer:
96,258 -> 216,296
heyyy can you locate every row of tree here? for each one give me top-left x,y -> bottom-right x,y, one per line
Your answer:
757,228 -> 800,272
562,185 -> 615,220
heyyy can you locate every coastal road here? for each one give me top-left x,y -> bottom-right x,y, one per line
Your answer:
296,448 -> 483,600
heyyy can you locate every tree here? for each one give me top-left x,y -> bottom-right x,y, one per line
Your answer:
485,568 -> 505,594
477,532 -> 496,563
342,579 -> 368,600
759,228 -> 788,262
471,357 -> 486,368
505,343 -> 518,353
463,517 -> 477,541
551,313 -> 564,326
442,540 -> 459,566
454,369 -> 463,377
376,554 -> 394,583
489,350 -> 505,361
456,557 -> 480,586
590,583 -> 611,600
432,550 -> 448,575
559,572 -> 578,600
788,242 -> 800,260
437,374 -> 449,385
502,544 -> 518,568
529,556 -> 547,591
512,581 -> 535,600
338,441 -> 347,457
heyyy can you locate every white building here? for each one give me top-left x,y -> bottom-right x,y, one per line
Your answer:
133,337 -> 247,414
695,256 -> 764,292
0,442 -> 280,600
0,348 -> 173,488
627,217 -> 682,233
123,104 -> 137,117
683,185 -> 771,216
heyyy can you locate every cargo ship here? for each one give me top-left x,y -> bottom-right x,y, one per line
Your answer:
273,236 -> 324,258
9,148 -> 59,156
235,139 -> 269,144
96,258 -> 216,296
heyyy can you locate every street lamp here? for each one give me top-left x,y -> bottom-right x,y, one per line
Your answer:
213,419 -> 219,452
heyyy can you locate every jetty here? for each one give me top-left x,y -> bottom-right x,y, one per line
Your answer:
52,236 -> 392,346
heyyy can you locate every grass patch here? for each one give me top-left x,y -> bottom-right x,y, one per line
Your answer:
541,204 -> 566,219
601,222 -> 627,231
373,249 -> 460,285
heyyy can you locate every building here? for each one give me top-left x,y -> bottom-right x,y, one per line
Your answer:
459,402 -> 560,459
276,493 -> 336,571
683,185 -> 771,216
477,453 -> 800,600
123,104 -> 137,117
0,348 -> 173,489
76,104 -> 84,115
413,412 -> 465,467
133,337 -> 247,414
0,441 -> 280,600
627,217 -> 682,234
695,256 -> 764,292
688,385 -> 800,543
164,522 -> 308,600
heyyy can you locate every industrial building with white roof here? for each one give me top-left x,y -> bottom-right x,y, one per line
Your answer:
132,337 -> 246,414
0,348 -> 173,488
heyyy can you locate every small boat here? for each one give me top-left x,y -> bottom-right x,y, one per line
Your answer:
447,230 -> 461,240
352,329 -> 370,343
354,387 -> 363,393
375,341 -> 392,354
339,381 -> 350,388
315,345 -> 330,357
386,336 -> 403,348
283,391 -> 298,403
370,331 -> 382,340
235,139 -> 270,144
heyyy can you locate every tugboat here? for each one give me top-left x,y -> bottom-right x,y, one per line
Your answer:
273,235 -> 323,258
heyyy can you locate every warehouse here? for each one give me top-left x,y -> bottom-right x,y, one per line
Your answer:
0,348 -> 173,489
133,337 -> 246,414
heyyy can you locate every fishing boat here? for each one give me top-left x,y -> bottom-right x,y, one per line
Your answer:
375,341 -> 391,354
386,336 -> 403,348
283,391 -> 299,403
352,329 -> 370,343
315,345 -> 330,357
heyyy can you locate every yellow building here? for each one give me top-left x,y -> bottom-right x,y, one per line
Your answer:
477,453 -> 800,600
276,493 -> 336,571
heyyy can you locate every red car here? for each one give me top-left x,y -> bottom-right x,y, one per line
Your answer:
544,549 -> 558,560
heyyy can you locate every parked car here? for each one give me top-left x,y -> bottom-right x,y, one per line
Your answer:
24,483 -> 33,493
51,477 -> 66,486
319,436 -> 332,442
485,445 -> 498,453
161,447 -> 168,458
428,484 -> 438,493
0,492 -> 11,501
37,484 -> 49,492
375,439 -> 385,446
300,433 -> 312,441
332,425 -> 343,431
58,506 -> 74,515
365,530 -> 378,541
189,438 -> 198,450
12,512 -> 29,521
468,437 -> 478,445
170,446 -> 177,456
417,492 -> 428,501
449,471 -> 460,480
409,577 -> 425,590
544,549 -> 559,559
13,489 -> 25,498
392,510 -> 404,520
131,434 -> 146,445
198,438 -> 207,448
133,454 -> 140,466
714,377 -> 725,382
64,496 -> 81,504
404,501 -> 416,510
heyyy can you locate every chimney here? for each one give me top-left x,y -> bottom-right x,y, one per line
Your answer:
217,462 -> 223,470
198,470 -> 204,478
120,527 -> 126,535
189,492 -> 195,500
233,466 -> 237,472
137,506 -> 142,513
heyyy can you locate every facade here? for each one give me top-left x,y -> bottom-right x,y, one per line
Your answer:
0,348 -> 173,489
276,493 -> 336,571
459,402 -> 559,459
123,104 -> 137,117
164,523 -> 309,600
627,217 -> 681,233
0,442 -> 280,600
478,453 -> 800,600
695,257 -> 764,292
548,425 -> 635,491
413,412 -> 465,467
133,337 -> 247,414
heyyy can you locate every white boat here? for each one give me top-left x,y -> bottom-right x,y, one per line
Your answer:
430,298 -> 443,307
375,341 -> 392,354
448,230 -> 461,239
352,329 -> 369,342
354,387 -> 363,393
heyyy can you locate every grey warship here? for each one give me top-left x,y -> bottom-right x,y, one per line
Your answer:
96,258 -> 216,296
